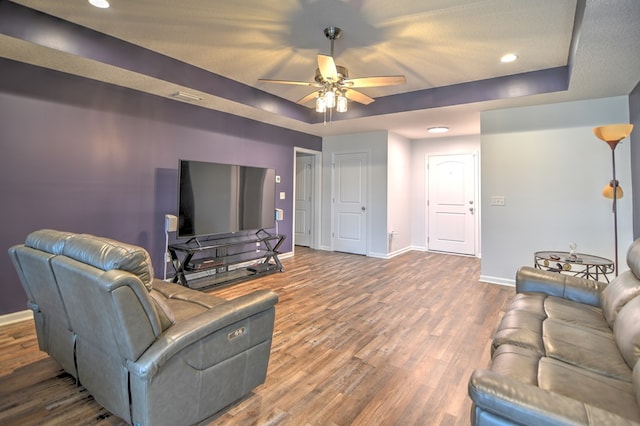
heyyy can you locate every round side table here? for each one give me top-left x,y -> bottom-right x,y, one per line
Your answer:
534,251 -> 614,283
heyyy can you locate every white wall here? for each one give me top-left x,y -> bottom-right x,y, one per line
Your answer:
480,96 -> 633,285
321,131 -> 389,256
410,135 -> 481,251
387,132 -> 412,256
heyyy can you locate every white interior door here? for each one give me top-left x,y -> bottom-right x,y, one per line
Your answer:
428,154 -> 476,255
333,152 -> 367,255
295,155 -> 313,247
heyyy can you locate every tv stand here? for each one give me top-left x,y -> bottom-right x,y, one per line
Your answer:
168,232 -> 285,290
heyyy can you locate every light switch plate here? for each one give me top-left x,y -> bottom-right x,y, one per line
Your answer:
280,191 -> 286,200
490,196 -> 505,206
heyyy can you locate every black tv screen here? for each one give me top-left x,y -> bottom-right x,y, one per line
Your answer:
178,160 -> 276,238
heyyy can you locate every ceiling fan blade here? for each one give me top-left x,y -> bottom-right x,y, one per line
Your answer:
317,54 -> 338,82
344,89 -> 375,105
258,79 -> 320,87
297,91 -> 320,105
344,75 -> 406,88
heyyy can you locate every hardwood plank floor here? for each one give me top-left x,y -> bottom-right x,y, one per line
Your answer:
0,247 -> 513,425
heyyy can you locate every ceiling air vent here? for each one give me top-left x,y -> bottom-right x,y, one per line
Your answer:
170,91 -> 202,102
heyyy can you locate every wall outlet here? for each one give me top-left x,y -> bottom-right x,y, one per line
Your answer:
490,196 -> 506,206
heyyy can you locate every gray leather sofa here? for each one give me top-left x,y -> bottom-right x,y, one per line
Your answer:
469,238 -> 640,425
9,229 -> 278,426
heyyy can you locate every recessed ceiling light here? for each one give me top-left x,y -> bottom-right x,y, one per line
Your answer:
428,127 -> 449,134
89,0 -> 110,8
501,53 -> 518,63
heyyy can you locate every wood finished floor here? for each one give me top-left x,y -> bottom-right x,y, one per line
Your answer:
0,247 -> 513,426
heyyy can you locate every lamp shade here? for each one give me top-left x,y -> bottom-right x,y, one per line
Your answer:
593,124 -> 633,145
324,90 -> 336,109
336,93 -> 348,112
602,180 -> 623,199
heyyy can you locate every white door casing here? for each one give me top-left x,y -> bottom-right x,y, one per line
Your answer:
427,153 -> 476,255
295,155 -> 313,247
332,152 -> 368,255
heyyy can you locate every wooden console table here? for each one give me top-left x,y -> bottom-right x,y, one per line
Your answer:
534,251 -> 614,283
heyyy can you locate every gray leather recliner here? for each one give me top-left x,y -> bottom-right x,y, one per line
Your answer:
9,229 -> 278,426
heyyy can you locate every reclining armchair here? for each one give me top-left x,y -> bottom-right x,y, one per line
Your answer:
9,229 -> 278,426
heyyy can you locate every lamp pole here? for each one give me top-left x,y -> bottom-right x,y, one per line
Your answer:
608,141 -> 620,276
594,123 -> 633,278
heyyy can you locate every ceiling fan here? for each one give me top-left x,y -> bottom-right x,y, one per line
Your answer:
259,26 -> 406,112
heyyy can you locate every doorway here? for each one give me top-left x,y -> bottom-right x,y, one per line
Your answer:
427,153 -> 477,255
293,148 -> 321,250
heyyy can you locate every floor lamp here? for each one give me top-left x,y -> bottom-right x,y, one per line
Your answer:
593,124 -> 634,276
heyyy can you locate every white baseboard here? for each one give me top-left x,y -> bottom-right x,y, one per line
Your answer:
0,309 -> 33,326
479,275 -> 515,287
278,251 -> 294,260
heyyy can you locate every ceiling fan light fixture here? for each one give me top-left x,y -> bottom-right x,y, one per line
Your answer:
336,93 -> 348,113
324,89 -> 336,109
315,94 -> 326,113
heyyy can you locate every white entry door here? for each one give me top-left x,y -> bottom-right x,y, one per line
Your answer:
333,152 -> 368,255
428,154 -> 476,255
295,155 -> 313,247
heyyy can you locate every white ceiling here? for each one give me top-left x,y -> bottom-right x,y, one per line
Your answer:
2,0 -> 639,139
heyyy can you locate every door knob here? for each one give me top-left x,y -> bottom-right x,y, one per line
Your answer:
361,206 -> 366,211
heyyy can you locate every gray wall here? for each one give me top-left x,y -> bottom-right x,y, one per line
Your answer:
0,60 -> 321,315
480,96 -> 633,284
630,81 -> 640,239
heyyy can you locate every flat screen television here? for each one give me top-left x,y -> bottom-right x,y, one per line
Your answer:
178,159 -> 276,238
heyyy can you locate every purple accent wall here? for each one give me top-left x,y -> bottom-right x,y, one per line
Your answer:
0,59 -> 321,315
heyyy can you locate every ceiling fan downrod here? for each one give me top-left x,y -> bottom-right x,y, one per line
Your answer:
324,26 -> 342,57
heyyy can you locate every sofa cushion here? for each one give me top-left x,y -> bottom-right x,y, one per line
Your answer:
492,309 -> 546,355
489,344 -> 640,423
149,291 -> 176,331
543,318 -> 632,381
61,234 -> 154,290
509,292 -> 610,332
614,296 -> 640,369
627,238 -> 640,280
151,280 -> 227,322
601,270 -> 640,327
25,229 -> 74,254
544,296 -> 610,332
538,357 -> 640,423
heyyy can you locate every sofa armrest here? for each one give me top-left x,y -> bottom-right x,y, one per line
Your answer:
127,289 -> 278,378
468,369 -> 639,426
516,266 -> 605,307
